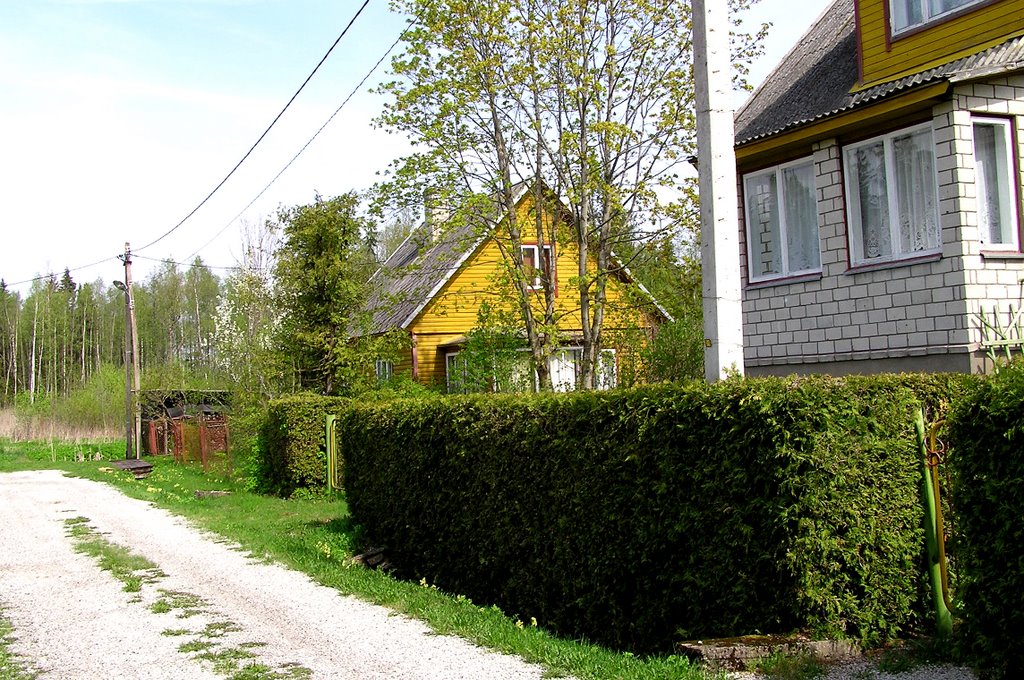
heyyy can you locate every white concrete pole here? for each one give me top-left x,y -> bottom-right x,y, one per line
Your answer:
693,0 -> 745,381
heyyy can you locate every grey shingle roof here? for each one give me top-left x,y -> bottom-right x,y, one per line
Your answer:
735,0 -> 857,145
735,0 -> 1024,146
358,184 -> 529,337
359,219 -> 485,336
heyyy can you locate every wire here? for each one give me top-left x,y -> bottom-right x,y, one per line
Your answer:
183,26 -> 410,264
3,256 -> 120,289
135,0 -> 374,254
132,254 -> 240,271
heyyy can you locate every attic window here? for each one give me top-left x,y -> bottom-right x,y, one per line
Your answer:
890,0 -> 983,34
521,244 -> 553,289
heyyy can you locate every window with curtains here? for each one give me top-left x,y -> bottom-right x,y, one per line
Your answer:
973,117 -> 1020,250
743,158 -> 820,282
843,124 -> 940,266
890,0 -> 984,34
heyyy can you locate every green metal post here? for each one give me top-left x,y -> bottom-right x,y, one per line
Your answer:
915,408 -> 953,637
325,414 -> 337,493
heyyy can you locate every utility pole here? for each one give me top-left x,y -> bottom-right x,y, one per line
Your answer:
114,277 -> 131,459
116,242 -> 142,460
693,0 -> 745,381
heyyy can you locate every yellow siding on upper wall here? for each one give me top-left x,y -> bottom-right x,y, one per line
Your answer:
406,195 -> 655,385
858,0 -> 1024,88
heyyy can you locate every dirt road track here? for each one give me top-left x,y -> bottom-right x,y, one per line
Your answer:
0,470 -> 554,680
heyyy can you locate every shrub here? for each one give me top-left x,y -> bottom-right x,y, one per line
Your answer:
255,394 -> 350,497
339,373 -> 971,654
948,361 -> 1024,678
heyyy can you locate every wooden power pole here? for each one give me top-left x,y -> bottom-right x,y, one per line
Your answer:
117,243 -> 142,459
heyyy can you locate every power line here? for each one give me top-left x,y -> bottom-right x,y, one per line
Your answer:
132,254 -> 240,271
135,0 -> 374,254
184,26 -> 410,264
4,256 -> 120,289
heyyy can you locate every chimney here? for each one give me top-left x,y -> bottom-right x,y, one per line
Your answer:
424,189 -> 451,243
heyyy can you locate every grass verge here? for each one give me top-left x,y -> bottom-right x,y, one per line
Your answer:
2,439 -> 720,680
0,607 -> 37,680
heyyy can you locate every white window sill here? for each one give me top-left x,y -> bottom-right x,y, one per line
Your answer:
846,251 -> 941,275
981,250 -> 1024,260
746,271 -> 823,290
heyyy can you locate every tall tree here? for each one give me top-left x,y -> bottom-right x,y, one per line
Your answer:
377,0 -> 764,389
215,220 -> 280,399
273,192 -> 379,395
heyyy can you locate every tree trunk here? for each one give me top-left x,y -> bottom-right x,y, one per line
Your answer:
29,298 -> 38,404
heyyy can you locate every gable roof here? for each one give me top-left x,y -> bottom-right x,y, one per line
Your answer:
359,182 -> 672,336
735,0 -> 1024,146
359,183 -> 529,336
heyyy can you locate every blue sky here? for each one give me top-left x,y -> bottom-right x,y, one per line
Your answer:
0,0 -> 833,293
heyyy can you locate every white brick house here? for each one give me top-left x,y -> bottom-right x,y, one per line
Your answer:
734,0 -> 1024,375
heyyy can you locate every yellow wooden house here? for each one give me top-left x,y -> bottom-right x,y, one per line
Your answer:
358,183 -> 669,391
734,0 -> 1024,375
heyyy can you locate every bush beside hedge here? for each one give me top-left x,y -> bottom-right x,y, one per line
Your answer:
255,395 -> 350,497
339,374 -> 972,653
948,362 -> 1024,677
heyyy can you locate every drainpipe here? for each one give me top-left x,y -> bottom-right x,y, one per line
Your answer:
914,408 -> 953,637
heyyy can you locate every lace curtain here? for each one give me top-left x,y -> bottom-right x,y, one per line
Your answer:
893,128 -> 939,254
783,162 -> 820,273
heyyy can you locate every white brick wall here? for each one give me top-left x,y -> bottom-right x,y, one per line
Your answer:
739,75 -> 1024,372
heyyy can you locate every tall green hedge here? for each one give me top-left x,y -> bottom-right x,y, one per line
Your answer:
255,395 -> 350,497
338,374 -> 970,653
948,362 -> 1024,678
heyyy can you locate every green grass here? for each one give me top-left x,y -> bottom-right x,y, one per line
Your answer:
63,517 -> 160,592
751,651 -> 825,680
1,439 -> 720,680
0,608 -> 37,680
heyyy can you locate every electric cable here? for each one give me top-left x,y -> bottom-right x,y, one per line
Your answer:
135,0 -> 373,254
4,256 -> 120,289
183,26 -> 409,263
132,254 -> 240,271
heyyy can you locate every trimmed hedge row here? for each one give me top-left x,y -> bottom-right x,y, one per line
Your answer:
338,374 -> 972,653
948,363 -> 1024,678
255,395 -> 350,497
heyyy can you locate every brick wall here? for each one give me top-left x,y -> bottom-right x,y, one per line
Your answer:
739,74 -> 1024,374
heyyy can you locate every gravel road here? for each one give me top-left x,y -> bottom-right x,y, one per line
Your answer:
0,470 -> 556,680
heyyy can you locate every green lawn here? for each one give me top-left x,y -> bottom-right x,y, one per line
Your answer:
0,439 -> 720,680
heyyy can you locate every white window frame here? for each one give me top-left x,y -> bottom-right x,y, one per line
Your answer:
374,359 -> 393,383
742,157 -> 821,283
445,351 -> 466,394
843,123 -> 941,267
972,116 -> 1021,251
890,0 -> 985,35
549,347 -> 616,392
521,244 -> 553,289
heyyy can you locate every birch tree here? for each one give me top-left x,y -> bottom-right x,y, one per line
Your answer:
376,0 -> 765,389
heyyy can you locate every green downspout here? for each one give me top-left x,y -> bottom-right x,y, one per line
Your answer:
914,408 -> 953,637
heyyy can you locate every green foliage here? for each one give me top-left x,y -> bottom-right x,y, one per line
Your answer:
339,373 -> 972,654
947,361 -> 1024,678
752,651 -> 825,680
375,0 -> 766,391
56,362 -> 125,428
454,303 -> 535,393
273,193 -> 380,396
254,395 -> 351,497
